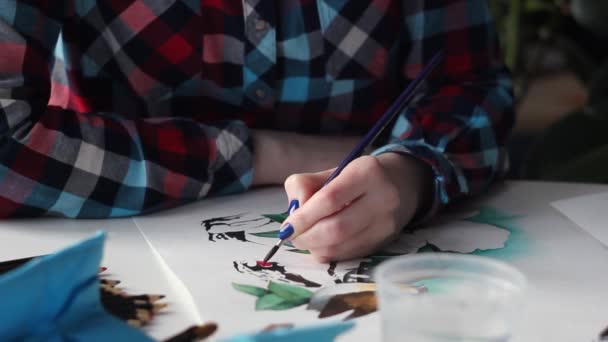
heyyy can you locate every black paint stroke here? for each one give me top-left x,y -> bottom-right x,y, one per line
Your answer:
201,213 -> 274,232
327,261 -> 342,284
234,261 -> 321,288
202,213 -> 275,243
208,231 -> 249,243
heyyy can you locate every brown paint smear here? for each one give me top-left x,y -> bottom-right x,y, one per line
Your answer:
318,291 -> 377,320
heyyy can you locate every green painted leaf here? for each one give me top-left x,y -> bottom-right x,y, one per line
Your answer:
268,281 -> 313,302
249,230 -> 280,239
255,294 -> 306,310
268,300 -> 305,310
286,248 -> 310,254
232,283 -> 268,298
263,213 -> 289,223
255,293 -> 288,310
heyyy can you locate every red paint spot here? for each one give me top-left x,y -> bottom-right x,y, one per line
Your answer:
99,267 -> 107,273
256,261 -> 272,268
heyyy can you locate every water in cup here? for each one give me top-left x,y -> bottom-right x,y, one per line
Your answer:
375,254 -> 526,342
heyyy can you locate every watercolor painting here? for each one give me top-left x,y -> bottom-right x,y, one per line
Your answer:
227,206 -> 527,319
232,281 -> 314,311
202,213 -> 309,254
133,187 -> 608,341
234,261 -> 321,288
203,207 -> 524,258
307,283 -> 381,320
232,281 -> 385,319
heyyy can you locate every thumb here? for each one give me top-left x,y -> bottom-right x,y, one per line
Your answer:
284,168 -> 335,206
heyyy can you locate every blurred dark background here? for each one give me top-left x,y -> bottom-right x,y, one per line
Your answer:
490,0 -> 608,178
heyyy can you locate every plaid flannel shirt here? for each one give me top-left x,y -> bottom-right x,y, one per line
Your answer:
0,0 -> 514,218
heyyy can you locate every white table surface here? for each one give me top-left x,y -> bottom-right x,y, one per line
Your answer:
1,180 -> 608,341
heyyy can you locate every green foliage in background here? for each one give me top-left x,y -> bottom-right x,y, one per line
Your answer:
489,0 -> 564,71
491,0 -> 608,78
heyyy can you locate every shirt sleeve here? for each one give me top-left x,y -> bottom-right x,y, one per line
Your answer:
372,0 -> 515,222
0,4 -> 253,218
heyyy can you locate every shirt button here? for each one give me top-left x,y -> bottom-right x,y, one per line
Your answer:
254,19 -> 268,31
255,89 -> 265,99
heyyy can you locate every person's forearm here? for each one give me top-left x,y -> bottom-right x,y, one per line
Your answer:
251,130 -> 360,185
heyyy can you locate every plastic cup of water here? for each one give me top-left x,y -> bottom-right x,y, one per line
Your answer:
374,253 -> 527,342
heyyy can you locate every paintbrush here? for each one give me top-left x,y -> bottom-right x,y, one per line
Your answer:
261,50 -> 444,264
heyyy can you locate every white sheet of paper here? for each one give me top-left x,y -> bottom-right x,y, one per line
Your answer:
133,187 -> 532,340
135,189 -> 354,338
551,192 -> 608,248
133,181 -> 608,341
0,218 -> 198,340
472,182 -> 608,342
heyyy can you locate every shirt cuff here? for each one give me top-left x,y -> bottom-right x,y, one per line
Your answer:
371,141 -> 456,227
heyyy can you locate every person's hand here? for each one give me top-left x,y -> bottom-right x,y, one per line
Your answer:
282,153 -> 432,262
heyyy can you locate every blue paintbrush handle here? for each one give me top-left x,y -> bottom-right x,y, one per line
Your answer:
322,50 -> 444,187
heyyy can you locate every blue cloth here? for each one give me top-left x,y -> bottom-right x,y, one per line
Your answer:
221,321 -> 355,342
0,231 -> 153,342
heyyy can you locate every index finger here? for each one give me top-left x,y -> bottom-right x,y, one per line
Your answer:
280,168 -> 367,240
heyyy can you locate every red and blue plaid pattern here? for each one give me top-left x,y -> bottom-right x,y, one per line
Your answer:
0,0 -> 513,218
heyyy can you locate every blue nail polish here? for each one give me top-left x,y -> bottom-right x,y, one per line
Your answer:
288,199 -> 300,215
278,223 -> 294,240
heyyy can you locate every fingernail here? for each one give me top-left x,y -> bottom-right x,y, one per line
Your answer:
288,199 -> 300,215
278,223 -> 294,240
